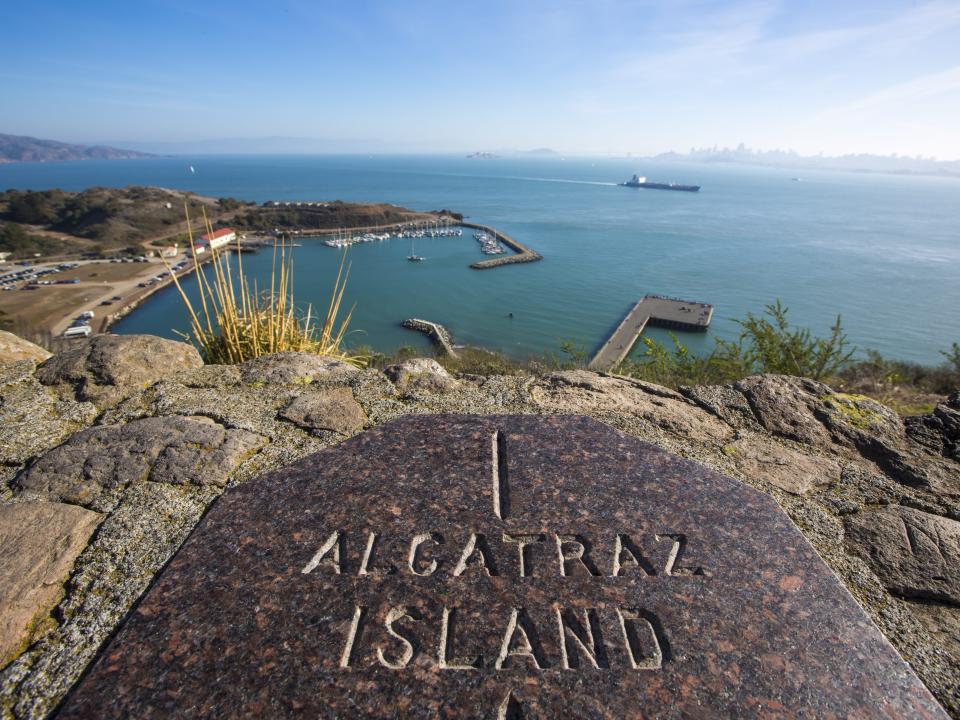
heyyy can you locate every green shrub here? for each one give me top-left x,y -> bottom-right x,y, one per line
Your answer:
942,342 -> 960,375
620,300 -> 855,386
732,300 -> 854,379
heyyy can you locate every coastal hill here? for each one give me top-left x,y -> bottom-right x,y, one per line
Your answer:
0,333 -> 957,716
0,187 -> 230,255
232,200 -> 448,234
0,187 -> 451,339
0,133 -> 155,164
0,186 -> 436,259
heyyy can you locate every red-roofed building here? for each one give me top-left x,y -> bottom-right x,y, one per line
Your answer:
197,228 -> 236,252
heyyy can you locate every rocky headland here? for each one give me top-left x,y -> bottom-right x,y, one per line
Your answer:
0,332 -> 957,718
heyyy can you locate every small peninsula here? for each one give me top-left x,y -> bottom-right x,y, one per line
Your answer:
0,187 -> 538,340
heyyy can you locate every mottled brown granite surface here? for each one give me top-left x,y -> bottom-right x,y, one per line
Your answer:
55,415 -> 948,719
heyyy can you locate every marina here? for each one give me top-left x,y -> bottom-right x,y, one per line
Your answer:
309,217 -> 543,269
460,222 -> 543,269
320,221 -> 463,249
589,296 -> 713,371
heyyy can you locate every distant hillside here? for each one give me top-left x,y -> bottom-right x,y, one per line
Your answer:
234,200 -> 441,233
0,133 -> 155,163
0,186 -> 435,259
0,187 -> 231,258
652,145 -> 960,178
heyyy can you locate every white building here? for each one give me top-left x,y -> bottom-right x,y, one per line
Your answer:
199,228 -> 236,251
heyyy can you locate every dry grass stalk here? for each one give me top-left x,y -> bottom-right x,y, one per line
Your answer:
162,204 -> 365,366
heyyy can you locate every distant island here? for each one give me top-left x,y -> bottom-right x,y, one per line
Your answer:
0,133 -> 155,164
650,144 -> 960,178
466,151 -> 497,159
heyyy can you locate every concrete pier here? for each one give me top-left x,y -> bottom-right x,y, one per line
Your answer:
400,318 -> 458,358
588,295 -> 713,372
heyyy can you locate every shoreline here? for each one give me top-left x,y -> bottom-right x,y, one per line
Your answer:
102,217 -> 542,336
101,238 -> 267,334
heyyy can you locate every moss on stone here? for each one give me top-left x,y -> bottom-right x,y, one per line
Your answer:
821,393 -> 885,429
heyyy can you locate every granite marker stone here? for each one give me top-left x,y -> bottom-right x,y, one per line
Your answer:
56,415 -> 949,719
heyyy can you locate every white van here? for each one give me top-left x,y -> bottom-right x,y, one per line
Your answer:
80,310 -> 95,319
63,325 -> 92,338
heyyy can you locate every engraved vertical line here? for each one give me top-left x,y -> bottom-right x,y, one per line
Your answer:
358,532 -> 376,575
492,430 -> 510,520
491,431 -> 500,520
339,605 -> 364,668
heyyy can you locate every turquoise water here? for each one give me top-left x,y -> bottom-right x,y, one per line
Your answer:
2,155 -> 958,363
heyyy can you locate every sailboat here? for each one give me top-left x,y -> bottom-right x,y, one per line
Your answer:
407,234 -> 423,262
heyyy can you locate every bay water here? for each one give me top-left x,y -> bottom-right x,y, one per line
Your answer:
1,155 -> 957,364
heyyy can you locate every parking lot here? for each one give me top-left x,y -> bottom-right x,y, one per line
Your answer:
0,255 -> 189,336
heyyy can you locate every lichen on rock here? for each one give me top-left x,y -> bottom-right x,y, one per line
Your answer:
34,334 -> 203,409
0,367 -> 97,470
384,358 -> 459,394
238,352 -> 359,386
14,416 -> 266,512
0,502 -> 101,669
279,387 -> 367,435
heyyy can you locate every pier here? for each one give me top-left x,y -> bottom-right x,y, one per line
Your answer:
588,295 -> 713,372
401,318 -> 458,358
460,222 -> 542,269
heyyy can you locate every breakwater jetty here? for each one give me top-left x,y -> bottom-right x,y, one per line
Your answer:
400,318 -> 458,357
589,295 -> 713,371
460,222 -> 542,269
289,215 -> 541,270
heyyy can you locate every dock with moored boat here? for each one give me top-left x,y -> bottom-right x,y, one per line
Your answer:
300,216 -> 542,269
460,222 -> 542,269
588,295 -> 713,371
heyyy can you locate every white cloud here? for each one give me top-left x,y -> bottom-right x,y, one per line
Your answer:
614,0 -> 960,85
811,65 -> 960,121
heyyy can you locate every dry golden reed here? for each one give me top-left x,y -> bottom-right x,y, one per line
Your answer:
163,204 -> 365,366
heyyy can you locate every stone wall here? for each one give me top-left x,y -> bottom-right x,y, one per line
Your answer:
0,335 -> 957,718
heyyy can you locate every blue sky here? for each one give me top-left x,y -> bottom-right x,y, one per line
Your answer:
2,0 -> 959,158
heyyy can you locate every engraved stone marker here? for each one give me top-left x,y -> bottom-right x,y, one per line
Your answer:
56,415 -> 947,719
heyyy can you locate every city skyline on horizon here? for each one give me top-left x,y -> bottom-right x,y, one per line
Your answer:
3,1 -> 960,160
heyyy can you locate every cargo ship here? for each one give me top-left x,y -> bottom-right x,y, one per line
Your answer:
619,174 -> 700,192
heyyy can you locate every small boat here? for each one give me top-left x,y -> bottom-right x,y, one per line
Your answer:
407,236 -> 424,262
